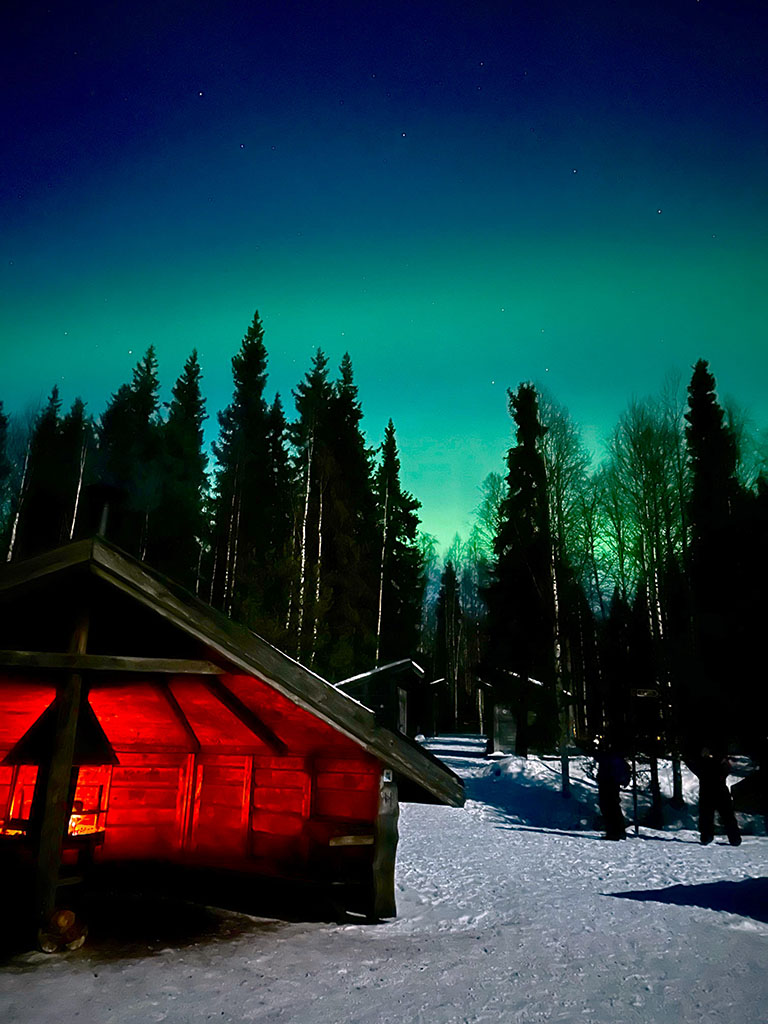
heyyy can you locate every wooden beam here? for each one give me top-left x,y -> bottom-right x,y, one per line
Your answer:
370,772 -> 399,921
0,538 -> 96,593
201,676 -> 288,755
0,651 -> 225,674
160,682 -> 201,753
34,610 -> 89,925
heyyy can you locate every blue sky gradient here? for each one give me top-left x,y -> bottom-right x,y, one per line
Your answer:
2,1 -> 766,545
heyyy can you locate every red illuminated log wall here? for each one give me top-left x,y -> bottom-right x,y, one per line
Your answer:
0,672 -> 383,885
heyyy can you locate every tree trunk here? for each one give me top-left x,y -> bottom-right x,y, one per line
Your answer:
671,755 -> 684,808
309,486 -> 323,667
375,483 -> 389,666
6,439 -> 31,561
648,756 -> 664,828
296,441 -> 313,660
68,441 -> 88,541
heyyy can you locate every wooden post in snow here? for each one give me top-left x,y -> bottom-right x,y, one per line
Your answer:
34,609 -> 89,924
370,770 -> 399,920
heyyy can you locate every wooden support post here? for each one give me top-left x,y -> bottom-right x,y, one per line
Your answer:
370,769 -> 399,921
34,611 -> 89,925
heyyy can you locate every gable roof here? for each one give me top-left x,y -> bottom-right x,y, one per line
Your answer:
0,538 -> 463,807
336,659 -> 426,692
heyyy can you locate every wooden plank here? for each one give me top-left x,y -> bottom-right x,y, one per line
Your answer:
313,790 -> 377,821
253,789 -> 305,814
329,834 -> 374,847
251,810 -> 304,837
241,755 -> 253,843
178,753 -> 196,851
0,651 -> 224,674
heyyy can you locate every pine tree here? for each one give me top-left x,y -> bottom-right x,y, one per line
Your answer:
289,349 -> 333,662
374,419 -> 424,665
484,384 -> 557,754
13,387 -> 65,558
97,347 -> 163,556
210,313 -> 293,640
323,353 -> 379,677
288,351 -> 382,678
684,359 -> 742,748
149,350 -> 208,589
434,560 -> 463,731
245,392 -> 295,645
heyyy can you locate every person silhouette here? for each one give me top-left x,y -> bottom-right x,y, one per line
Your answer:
596,742 -> 631,840
686,747 -> 741,846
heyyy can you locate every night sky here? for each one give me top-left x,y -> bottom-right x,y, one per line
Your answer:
2,1 -> 766,546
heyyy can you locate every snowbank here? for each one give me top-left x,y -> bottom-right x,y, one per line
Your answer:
458,753 -> 765,837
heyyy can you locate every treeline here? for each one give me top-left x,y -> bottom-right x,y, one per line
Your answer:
2,314 -> 766,774
0,312 -> 424,683
430,361 -> 767,796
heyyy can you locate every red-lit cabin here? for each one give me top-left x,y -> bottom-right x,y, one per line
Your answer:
0,539 -> 463,924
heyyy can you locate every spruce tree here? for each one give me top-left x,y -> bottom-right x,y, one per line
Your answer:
323,354 -> 379,678
484,384 -> 557,754
13,387 -> 65,558
149,350 -> 208,590
97,347 -> 163,556
210,313 -> 293,641
289,349 -> 333,664
684,360 -> 742,748
253,394 -> 297,647
289,352 -> 379,679
374,419 -> 424,665
434,560 -> 463,731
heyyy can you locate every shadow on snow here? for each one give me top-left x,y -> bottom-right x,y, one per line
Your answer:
606,877 -> 768,924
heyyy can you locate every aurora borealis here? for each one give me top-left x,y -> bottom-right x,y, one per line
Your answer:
2,1 -> 766,546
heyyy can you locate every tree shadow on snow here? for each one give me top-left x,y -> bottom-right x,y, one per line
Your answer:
496,823 -> 697,843
607,877 -> 768,924
494,823 -> 603,841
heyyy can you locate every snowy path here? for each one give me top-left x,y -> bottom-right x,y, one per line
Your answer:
1,758 -> 766,1024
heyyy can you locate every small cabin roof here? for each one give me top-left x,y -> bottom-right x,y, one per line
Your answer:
0,538 -> 463,807
336,659 -> 426,691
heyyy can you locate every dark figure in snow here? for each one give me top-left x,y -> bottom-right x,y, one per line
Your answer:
686,748 -> 742,846
596,747 -> 631,840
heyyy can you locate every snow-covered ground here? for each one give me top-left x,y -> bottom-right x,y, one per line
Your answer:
1,754 -> 766,1024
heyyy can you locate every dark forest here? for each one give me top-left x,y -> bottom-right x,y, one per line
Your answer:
1,311 -> 766,803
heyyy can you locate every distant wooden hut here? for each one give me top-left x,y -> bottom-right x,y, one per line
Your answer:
0,539 -> 463,931
335,659 -> 432,738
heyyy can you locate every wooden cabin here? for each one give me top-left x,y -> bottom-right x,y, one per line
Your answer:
335,659 -> 431,738
0,539 -> 463,929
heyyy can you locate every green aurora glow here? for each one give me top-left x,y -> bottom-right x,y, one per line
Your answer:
1,2 -> 766,546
